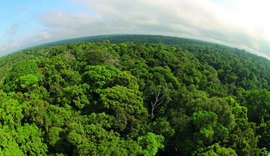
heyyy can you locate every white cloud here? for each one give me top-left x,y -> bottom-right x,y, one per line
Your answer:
67,0 -> 270,58
0,40 -> 22,55
1,0 -> 270,58
4,23 -> 20,36
67,0 -> 270,56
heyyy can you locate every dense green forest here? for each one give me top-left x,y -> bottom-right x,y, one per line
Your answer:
1,35 -> 270,155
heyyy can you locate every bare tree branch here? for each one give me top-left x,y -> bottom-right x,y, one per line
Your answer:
151,88 -> 165,119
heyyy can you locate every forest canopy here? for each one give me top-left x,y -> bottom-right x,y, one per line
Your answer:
0,35 -> 270,155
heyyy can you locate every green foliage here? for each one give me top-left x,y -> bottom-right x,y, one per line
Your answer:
17,74 -> 39,89
239,89 -> 270,123
0,35 -> 270,155
83,65 -> 119,92
138,132 -> 164,156
194,143 -> 237,156
4,60 -> 42,91
0,91 -> 23,128
148,117 -> 175,140
101,85 -> 147,136
192,111 -> 218,143
0,91 -> 47,155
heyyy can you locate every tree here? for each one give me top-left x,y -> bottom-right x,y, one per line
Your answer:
194,143 -> 237,156
150,88 -> 165,119
101,85 -> 148,136
4,60 -> 42,92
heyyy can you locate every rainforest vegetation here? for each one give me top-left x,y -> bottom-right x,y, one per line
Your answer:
0,35 -> 270,155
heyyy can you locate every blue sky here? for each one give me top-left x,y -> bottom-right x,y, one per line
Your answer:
1,0 -> 270,59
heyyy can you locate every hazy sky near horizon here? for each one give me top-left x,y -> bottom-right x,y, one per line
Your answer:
1,0 -> 270,58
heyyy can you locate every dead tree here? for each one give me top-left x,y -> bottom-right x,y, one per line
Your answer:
151,89 -> 165,119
